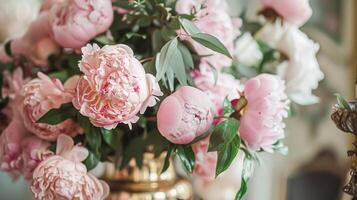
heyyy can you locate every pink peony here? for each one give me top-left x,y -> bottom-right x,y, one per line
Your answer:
192,136 -> 246,183
192,67 -> 243,114
239,74 -> 289,151
157,86 -> 214,144
31,135 -> 109,200
192,137 -> 217,180
47,0 -> 114,49
2,68 -> 29,119
10,12 -> 60,67
193,151 -> 246,200
175,0 -> 200,14
176,0 -> 241,71
73,44 -> 162,129
262,0 -> 312,26
0,115 -> 28,178
20,73 -> 82,141
19,136 -> 53,180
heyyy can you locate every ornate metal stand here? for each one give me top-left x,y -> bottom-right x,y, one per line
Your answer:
331,101 -> 357,199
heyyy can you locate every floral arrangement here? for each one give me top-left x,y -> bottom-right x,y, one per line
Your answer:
0,0 -> 323,199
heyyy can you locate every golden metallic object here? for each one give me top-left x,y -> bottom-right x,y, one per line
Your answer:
331,102 -> 357,135
103,153 -> 192,200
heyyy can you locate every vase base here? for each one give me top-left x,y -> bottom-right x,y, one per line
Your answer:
108,178 -> 192,200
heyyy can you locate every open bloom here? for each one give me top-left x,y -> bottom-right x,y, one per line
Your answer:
192,67 -> 242,114
31,135 -> 109,200
157,86 -> 214,144
46,0 -> 113,49
2,68 -> 29,120
20,73 -> 82,141
73,44 -> 162,129
261,0 -> 312,26
256,22 -> 324,105
0,68 -> 29,178
19,136 -> 53,180
0,117 -> 28,178
239,74 -> 289,151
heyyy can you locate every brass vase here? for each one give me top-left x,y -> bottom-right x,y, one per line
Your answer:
102,153 -> 193,200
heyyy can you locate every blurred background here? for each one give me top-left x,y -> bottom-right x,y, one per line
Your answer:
0,0 -> 355,199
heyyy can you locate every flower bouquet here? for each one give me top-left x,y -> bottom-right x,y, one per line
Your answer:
0,0 -> 324,199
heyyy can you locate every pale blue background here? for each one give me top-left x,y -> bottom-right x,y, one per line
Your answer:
0,172 -> 32,199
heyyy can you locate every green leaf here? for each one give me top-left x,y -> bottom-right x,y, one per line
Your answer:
120,135 -> 146,170
272,141 -> 288,155
166,67 -> 175,91
84,151 -> 100,171
101,128 -> 117,149
156,38 -> 178,81
223,97 -> 234,117
156,38 -> 188,89
161,144 -> 177,174
77,115 -> 102,156
191,33 -> 232,58
112,1 -> 135,9
49,70 -> 70,83
215,135 -> 240,177
235,177 -> 248,200
125,32 -> 147,40
189,127 -> 213,144
177,42 -> 194,69
152,29 -> 165,53
94,35 -> 115,45
334,93 -> 351,110
179,18 -> 201,35
37,103 -> 77,125
209,118 -> 240,152
4,41 -> 12,56
177,145 -> 195,173
288,102 -> 298,117
171,46 -> 187,86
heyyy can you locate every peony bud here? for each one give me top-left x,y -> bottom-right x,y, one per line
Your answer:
157,86 -> 214,144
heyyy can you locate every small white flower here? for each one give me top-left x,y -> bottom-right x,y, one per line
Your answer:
234,33 -> 263,67
256,21 -> 324,105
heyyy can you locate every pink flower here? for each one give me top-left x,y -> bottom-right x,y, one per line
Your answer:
239,74 -> 289,151
10,12 -> 60,67
192,67 -> 242,114
0,115 -> 28,178
31,135 -> 109,200
2,68 -> 29,119
262,0 -> 312,26
20,73 -> 82,141
192,136 -> 247,183
73,44 -> 162,129
157,86 -> 214,144
47,0 -> 114,49
192,137 -> 217,180
193,151 -> 247,200
19,136 -> 53,180
175,0 -> 200,14
176,0 -> 241,70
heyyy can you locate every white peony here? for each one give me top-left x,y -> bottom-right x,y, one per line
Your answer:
256,21 -> 324,105
234,33 -> 263,67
